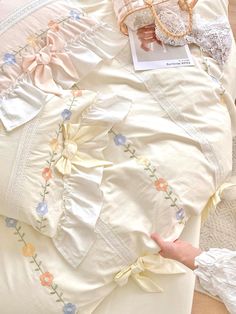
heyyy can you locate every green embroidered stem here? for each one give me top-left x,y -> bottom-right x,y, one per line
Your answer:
165,190 -> 181,210
32,255 -> 44,273
123,143 -> 137,159
11,222 -> 67,306
50,284 -> 65,304
14,225 -> 27,245
36,96 -> 75,231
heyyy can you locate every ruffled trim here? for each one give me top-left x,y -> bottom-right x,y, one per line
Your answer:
0,9 -> 127,130
194,248 -> 236,313
0,78 -> 51,131
53,94 -> 132,268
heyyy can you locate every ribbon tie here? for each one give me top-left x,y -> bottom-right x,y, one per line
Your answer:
114,254 -> 186,293
202,179 -> 236,222
55,123 -> 112,176
22,32 -> 78,95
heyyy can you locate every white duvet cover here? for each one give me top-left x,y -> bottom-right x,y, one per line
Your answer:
0,0 -> 236,313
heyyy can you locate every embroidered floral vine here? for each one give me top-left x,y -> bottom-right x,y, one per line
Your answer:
36,90 -> 80,232
200,48 -> 226,104
111,129 -> 186,224
0,9 -> 82,72
0,8 -> 105,100
5,217 -> 77,314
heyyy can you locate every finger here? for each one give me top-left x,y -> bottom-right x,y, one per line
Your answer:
140,37 -> 157,44
140,43 -> 150,51
137,25 -> 155,35
151,233 -> 165,249
137,30 -> 156,39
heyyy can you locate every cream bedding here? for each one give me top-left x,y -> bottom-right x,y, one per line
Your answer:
0,0 -> 236,313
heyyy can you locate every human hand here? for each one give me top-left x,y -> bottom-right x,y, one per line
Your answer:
136,24 -> 162,51
151,233 -> 202,270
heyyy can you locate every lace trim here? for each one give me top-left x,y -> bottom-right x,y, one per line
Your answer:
96,218 -> 138,265
5,113 -> 42,217
116,58 -> 223,187
0,0 -> 56,35
155,14 -> 232,65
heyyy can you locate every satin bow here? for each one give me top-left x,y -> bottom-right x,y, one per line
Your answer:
22,32 -> 78,94
55,123 -> 112,176
202,180 -> 236,222
114,254 -> 186,293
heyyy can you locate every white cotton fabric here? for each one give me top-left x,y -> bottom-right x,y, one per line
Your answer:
0,89 -> 131,269
194,249 -> 236,314
0,0 -> 236,313
0,0 -> 127,130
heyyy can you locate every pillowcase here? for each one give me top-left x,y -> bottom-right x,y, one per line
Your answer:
0,0 -> 127,131
0,89 -> 131,267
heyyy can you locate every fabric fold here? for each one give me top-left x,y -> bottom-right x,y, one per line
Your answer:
53,94 -> 132,268
0,79 -> 50,131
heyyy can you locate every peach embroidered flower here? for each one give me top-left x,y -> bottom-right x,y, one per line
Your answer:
72,89 -> 82,97
42,167 -> 52,181
27,34 -> 38,48
40,272 -> 54,286
22,243 -> 36,257
48,20 -> 60,32
155,178 -> 168,192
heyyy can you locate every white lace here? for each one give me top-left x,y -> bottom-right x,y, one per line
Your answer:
0,0 -> 56,35
155,13 -> 232,65
124,2 -> 232,65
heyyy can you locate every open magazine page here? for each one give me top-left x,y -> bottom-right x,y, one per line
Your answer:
128,28 -> 194,71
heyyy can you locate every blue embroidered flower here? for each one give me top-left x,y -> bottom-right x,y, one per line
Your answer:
5,217 -> 18,228
63,303 -> 77,314
114,134 -> 126,146
36,202 -> 48,217
69,9 -> 81,21
176,208 -> 185,221
61,109 -> 72,121
3,53 -> 16,65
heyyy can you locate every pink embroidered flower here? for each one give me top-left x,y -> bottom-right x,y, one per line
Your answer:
155,178 -> 168,192
40,272 -> 54,286
27,34 -> 39,48
48,20 -> 60,32
42,167 -> 52,181
72,89 -> 82,97
22,243 -> 36,257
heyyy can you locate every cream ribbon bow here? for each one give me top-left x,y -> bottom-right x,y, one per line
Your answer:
22,32 -> 78,95
202,180 -> 236,222
55,123 -> 112,176
114,254 -> 186,293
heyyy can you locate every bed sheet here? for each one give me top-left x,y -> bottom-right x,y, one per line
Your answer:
94,215 -> 201,314
0,214 -> 199,314
1,0 -> 236,313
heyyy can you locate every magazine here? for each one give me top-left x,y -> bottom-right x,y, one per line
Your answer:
128,28 -> 194,71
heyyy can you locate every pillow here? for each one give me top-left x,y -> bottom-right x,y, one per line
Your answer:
0,0 -> 127,131
0,89 -> 131,267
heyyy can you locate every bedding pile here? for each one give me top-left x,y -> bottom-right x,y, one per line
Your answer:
0,0 -> 236,313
